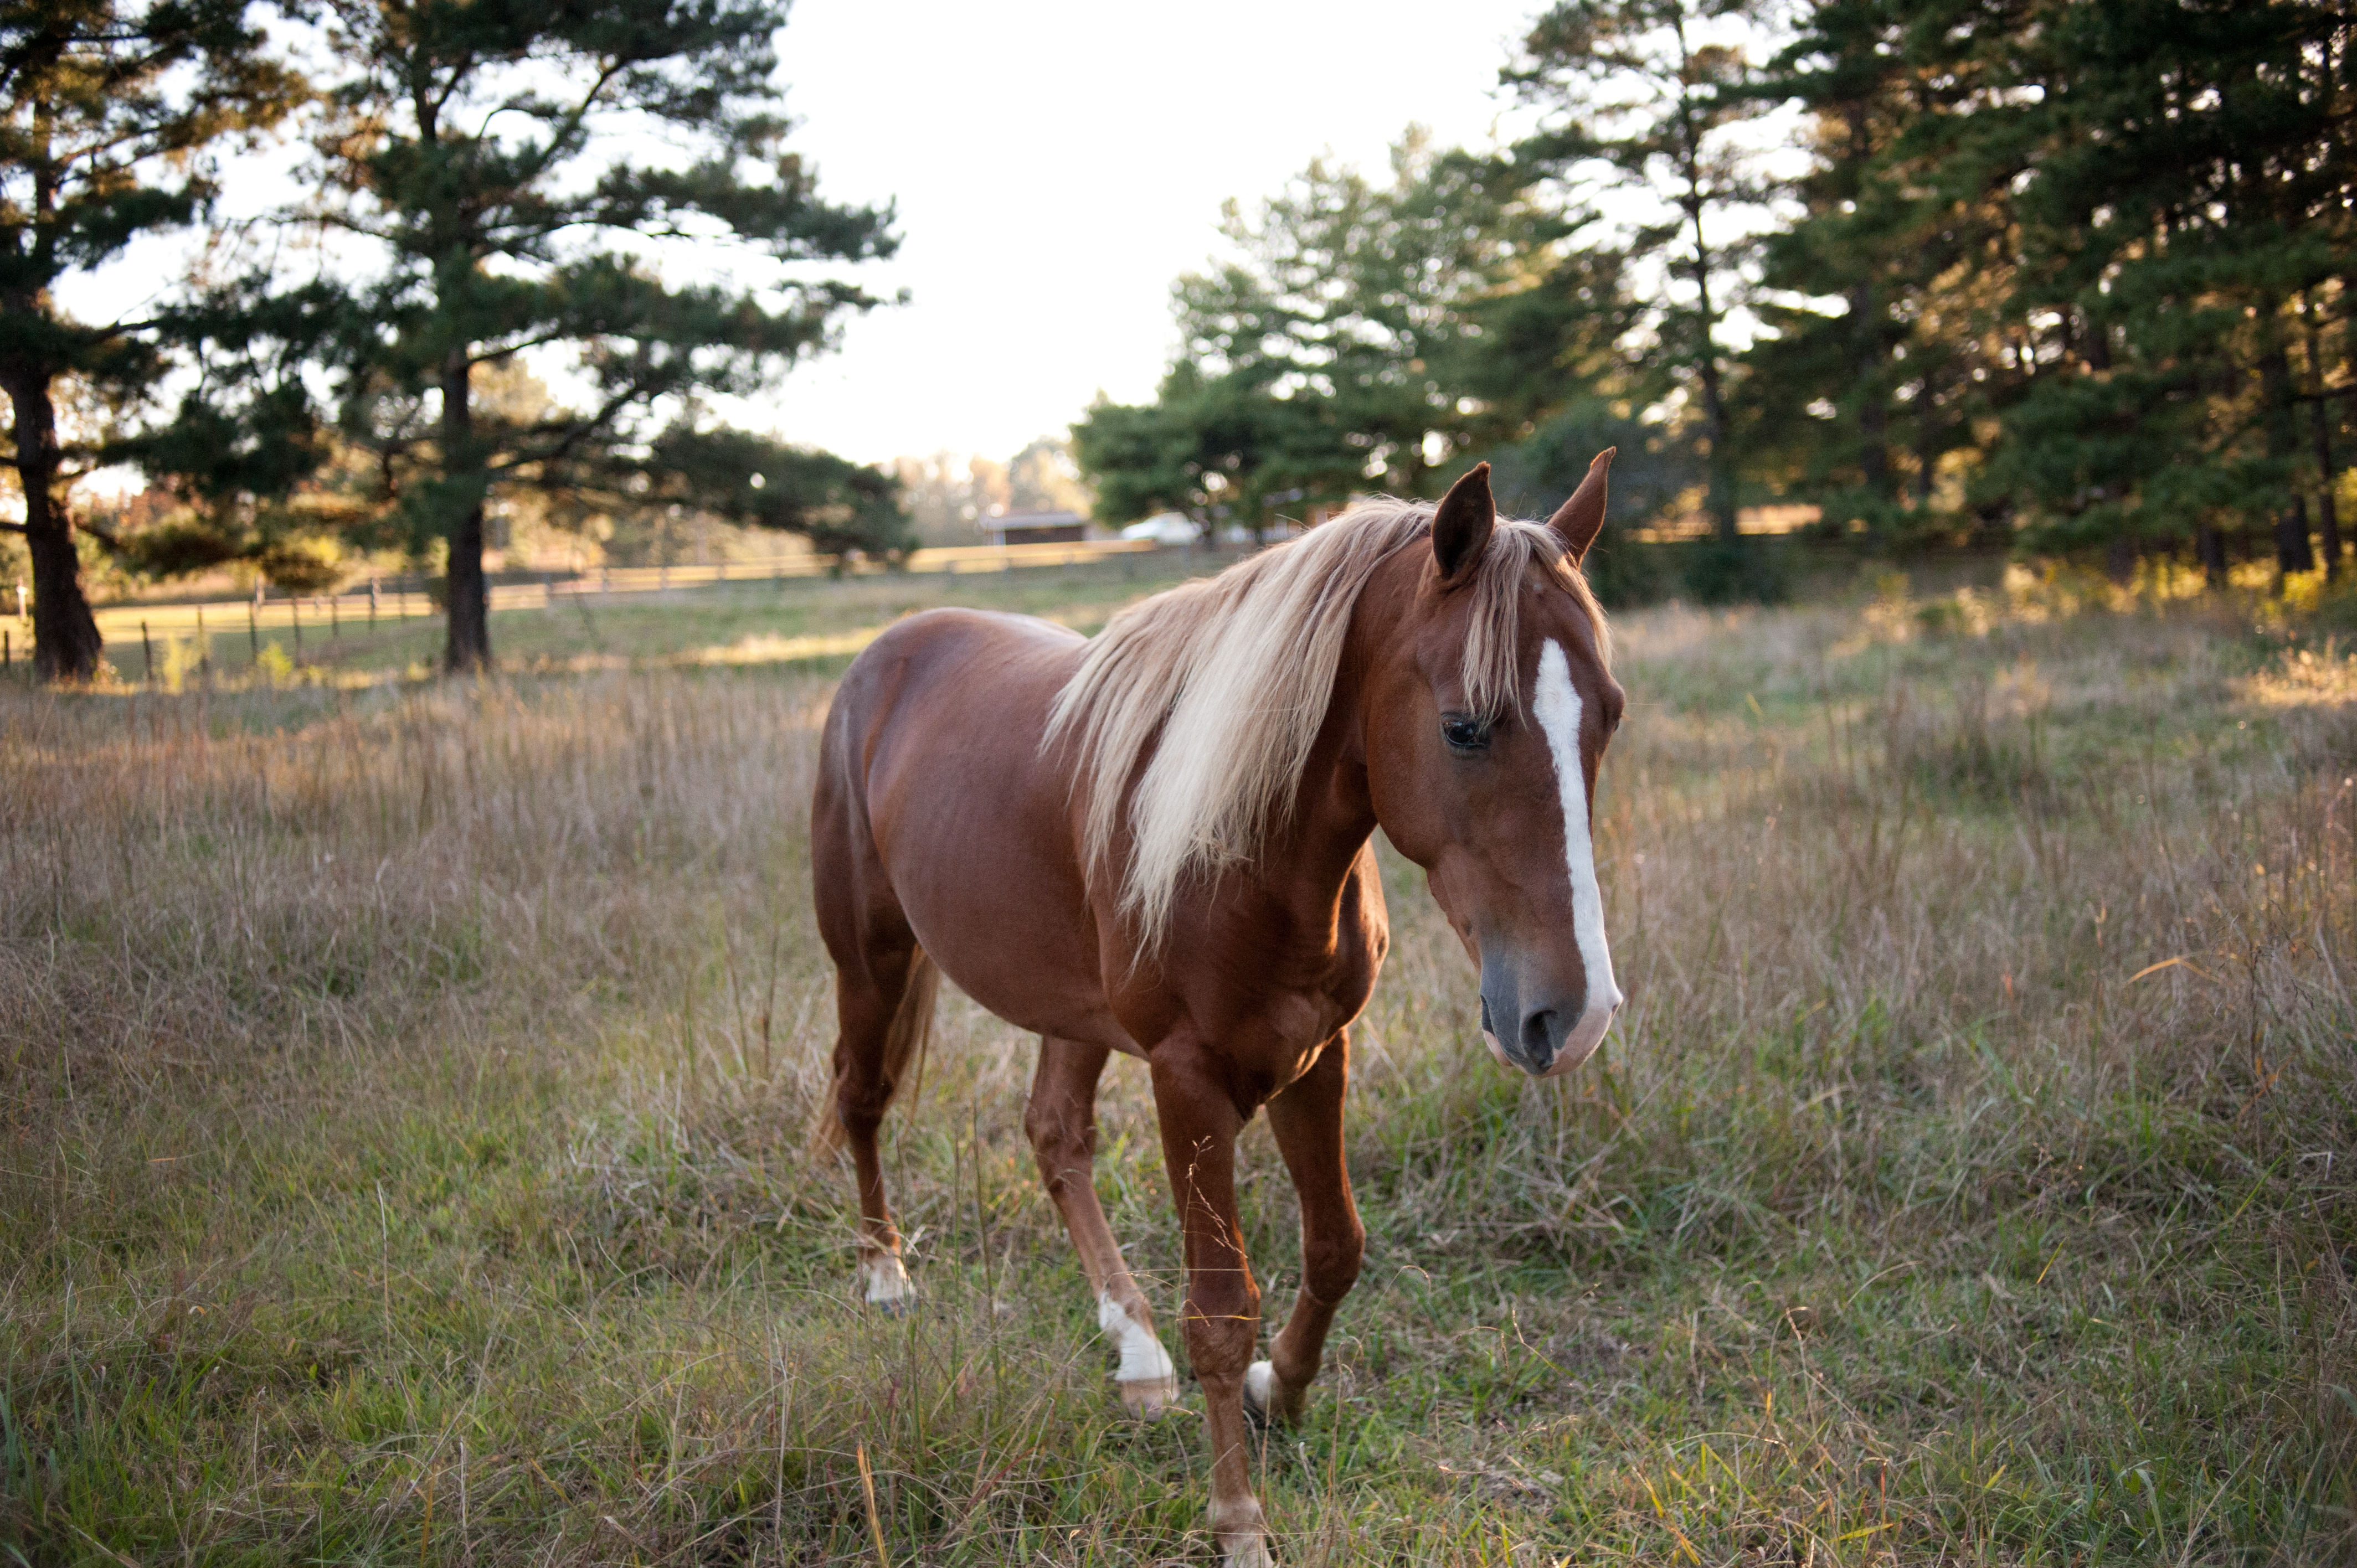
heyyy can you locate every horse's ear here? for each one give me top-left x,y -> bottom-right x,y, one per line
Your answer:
1546,448 -> 1615,565
1431,462 -> 1495,585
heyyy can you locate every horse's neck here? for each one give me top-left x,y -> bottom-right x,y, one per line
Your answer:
1275,555 -> 1425,927
1267,657 -> 1383,928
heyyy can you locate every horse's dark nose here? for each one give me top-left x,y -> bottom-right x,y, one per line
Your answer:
1517,1007 -> 1561,1074
1479,961 -> 1568,1077
1480,942 -> 1622,1077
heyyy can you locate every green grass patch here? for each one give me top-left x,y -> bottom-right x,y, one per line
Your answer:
4,571 -> 2354,1563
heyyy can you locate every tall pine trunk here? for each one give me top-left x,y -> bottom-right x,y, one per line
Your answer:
1843,111 -> 1891,506
2260,341 -> 2315,576
2314,400 -> 2342,581
1852,289 -> 1890,500
2307,305 -> 2342,580
1690,230 -> 1738,545
440,351 -> 492,673
4,368 -> 103,681
2196,520 -> 2227,585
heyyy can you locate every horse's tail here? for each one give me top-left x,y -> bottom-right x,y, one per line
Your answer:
810,948 -> 940,1158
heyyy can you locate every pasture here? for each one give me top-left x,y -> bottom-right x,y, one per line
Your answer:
4,561 -> 2354,1565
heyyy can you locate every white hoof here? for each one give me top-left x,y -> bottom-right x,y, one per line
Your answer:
858,1254 -> 916,1313
1242,1360 -> 1276,1427
1221,1535 -> 1277,1568
1098,1293 -> 1178,1412
1214,1499 -> 1276,1567
1118,1374 -> 1182,1420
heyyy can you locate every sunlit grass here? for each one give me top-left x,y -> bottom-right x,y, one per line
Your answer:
3,567 -> 2354,1564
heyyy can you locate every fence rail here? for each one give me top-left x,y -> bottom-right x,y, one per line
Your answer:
79,537 -> 1161,644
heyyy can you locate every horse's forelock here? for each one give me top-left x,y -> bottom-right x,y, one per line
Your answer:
1046,497 -> 1609,952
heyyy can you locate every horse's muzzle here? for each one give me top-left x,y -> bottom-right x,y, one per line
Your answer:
1479,961 -> 1620,1079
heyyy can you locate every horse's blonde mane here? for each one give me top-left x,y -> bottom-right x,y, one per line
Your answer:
1045,498 -> 1610,951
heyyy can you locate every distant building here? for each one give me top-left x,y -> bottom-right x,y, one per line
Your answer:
982,509 -> 1089,547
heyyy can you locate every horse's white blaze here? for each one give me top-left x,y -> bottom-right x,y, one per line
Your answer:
1099,1292 -> 1177,1385
860,1252 -> 916,1307
1533,639 -> 1622,1069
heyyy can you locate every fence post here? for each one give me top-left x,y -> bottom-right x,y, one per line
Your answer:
369,578 -> 379,630
196,607 -> 208,680
330,594 -> 339,640
248,598 -> 260,661
292,595 -> 303,661
142,620 -> 154,685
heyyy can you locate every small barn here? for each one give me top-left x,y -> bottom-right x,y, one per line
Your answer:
982,509 -> 1088,547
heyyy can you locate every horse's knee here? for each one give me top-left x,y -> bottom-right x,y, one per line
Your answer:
1302,1219 -> 1365,1304
833,1080 -> 885,1136
1023,1097 -> 1096,1172
1182,1279 -> 1261,1380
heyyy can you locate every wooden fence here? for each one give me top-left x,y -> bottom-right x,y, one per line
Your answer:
74,537 -> 1161,648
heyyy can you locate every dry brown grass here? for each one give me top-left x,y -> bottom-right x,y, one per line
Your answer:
3,576 -> 2354,1565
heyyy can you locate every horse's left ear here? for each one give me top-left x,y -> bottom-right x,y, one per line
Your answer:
1432,463 -> 1495,585
1546,447 -> 1615,565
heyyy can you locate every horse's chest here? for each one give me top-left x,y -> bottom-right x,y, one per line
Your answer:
1264,989 -> 1342,1055
1255,929 -> 1380,1049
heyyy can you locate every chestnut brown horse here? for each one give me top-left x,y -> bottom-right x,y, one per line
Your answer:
811,455 -> 1625,1565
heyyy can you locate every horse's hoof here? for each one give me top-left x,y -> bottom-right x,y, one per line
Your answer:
1219,1533 -> 1277,1568
858,1256 -> 917,1313
1118,1374 -> 1181,1420
1213,1498 -> 1274,1566
1242,1360 -> 1276,1430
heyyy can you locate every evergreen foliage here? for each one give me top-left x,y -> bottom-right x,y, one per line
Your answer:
305,0 -> 900,670
1,0 -> 309,679
1078,0 -> 2355,596
1074,136 -> 1655,548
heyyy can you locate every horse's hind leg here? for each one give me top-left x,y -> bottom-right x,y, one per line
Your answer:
1025,1036 -> 1181,1418
823,943 -> 939,1311
1248,1028 -> 1365,1427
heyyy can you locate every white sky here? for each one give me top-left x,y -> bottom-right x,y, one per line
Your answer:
755,0 -> 1545,465
55,0 -> 1807,492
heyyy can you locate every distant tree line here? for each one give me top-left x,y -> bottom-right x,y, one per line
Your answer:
1074,0 -> 2355,600
3,0 -> 904,680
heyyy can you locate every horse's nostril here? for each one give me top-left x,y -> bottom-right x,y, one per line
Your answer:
1519,1009 -> 1557,1069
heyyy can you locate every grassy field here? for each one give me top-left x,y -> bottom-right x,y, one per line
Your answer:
4,560 -> 2355,1565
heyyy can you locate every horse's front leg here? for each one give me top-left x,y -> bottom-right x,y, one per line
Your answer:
1149,1040 -> 1270,1568
1248,1029 -> 1363,1427
1026,1034 -> 1180,1417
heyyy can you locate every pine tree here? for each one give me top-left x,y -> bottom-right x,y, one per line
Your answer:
1510,0 -> 1774,546
310,0 -> 897,672
1,0 -> 305,679
1077,133 -> 1648,544
1745,0 -> 1928,533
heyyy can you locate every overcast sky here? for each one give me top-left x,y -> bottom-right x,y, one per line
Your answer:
755,0 -> 1546,466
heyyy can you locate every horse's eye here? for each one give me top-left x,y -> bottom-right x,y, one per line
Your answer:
1440,714 -> 1490,752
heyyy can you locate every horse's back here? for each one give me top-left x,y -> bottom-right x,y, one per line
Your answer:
815,609 -> 1126,1046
